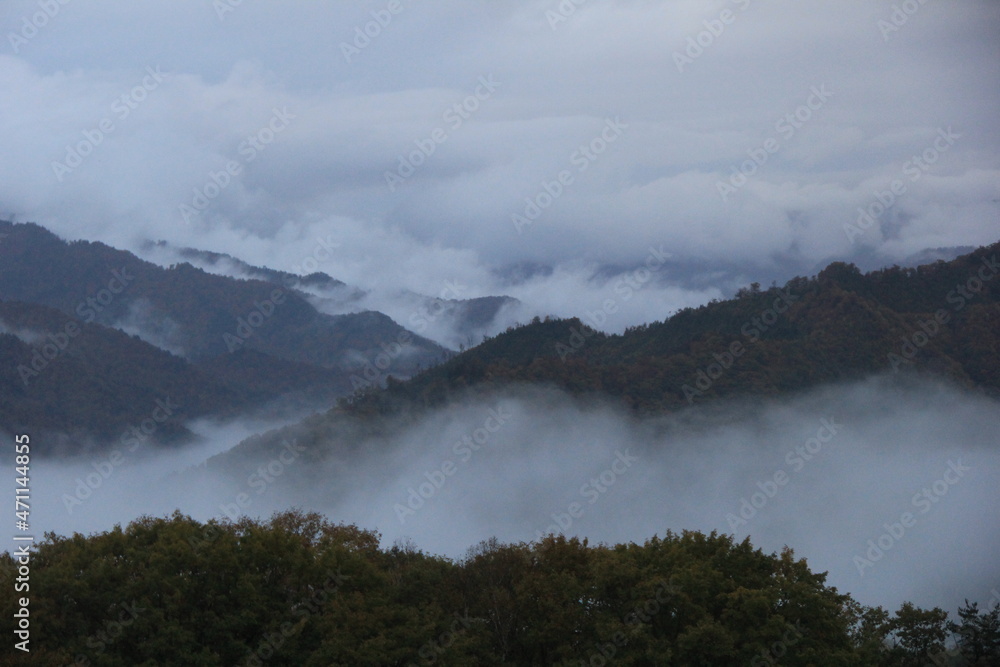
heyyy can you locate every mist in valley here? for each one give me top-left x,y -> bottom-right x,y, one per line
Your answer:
137,235 -> 725,349
6,373 -> 998,617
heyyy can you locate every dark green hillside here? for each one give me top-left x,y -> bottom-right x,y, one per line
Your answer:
0,299 -> 367,452
347,242 -> 1000,416
2,510 -> 994,665
0,300 -> 230,452
202,240 -> 999,481
0,221 -> 445,370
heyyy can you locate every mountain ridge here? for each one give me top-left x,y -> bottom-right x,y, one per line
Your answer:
202,239 -> 1000,474
0,221 -> 451,452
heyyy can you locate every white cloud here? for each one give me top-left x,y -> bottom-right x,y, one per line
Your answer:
0,0 -> 997,322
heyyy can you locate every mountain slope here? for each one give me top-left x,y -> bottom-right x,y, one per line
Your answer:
0,221 -> 454,452
354,243 -> 1000,414
0,299 -> 233,452
0,221 -> 446,372
207,241 -> 1000,473
0,296 -> 378,454
141,239 -> 520,351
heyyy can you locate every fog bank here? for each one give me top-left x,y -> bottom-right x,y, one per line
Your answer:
5,375 -> 998,614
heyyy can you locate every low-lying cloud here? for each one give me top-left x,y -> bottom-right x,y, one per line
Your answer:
7,374 -> 998,615
2,2 -> 997,332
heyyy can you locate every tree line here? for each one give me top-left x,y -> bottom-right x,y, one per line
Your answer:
2,510 -> 997,665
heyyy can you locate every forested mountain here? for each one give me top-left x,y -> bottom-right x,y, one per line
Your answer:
350,240 -> 1000,416
200,240 -> 1000,479
0,221 -> 453,451
141,239 -> 356,293
2,510 -> 995,665
0,299 -> 359,453
0,299 -> 228,451
142,239 -> 520,352
0,220 -> 446,369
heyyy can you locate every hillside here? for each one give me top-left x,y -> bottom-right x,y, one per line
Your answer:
0,221 -> 446,370
0,299 -> 365,453
141,239 -> 521,352
0,221 -> 460,451
352,242 -> 1000,415
6,510 -> 996,665
207,241 -> 1000,473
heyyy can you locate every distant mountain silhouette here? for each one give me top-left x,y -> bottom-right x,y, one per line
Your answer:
0,221 -> 446,368
362,241 -> 1000,414
208,239 -> 1000,472
0,221 -> 456,452
141,238 -> 520,351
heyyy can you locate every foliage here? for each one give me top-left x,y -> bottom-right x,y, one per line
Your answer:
347,241 -> 1000,417
6,511 -> 994,665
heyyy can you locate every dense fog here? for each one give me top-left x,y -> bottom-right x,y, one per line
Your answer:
7,374 -> 998,615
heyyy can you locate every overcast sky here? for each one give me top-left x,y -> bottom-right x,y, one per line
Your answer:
2,0 -> 998,329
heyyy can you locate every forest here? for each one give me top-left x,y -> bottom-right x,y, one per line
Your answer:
342,242 -> 1000,420
1,510 -> 997,665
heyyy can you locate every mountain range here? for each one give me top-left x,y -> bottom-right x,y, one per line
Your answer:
182,238 -> 1000,490
2,222 -> 999,665
2,219 -> 997,458
0,221 -> 513,452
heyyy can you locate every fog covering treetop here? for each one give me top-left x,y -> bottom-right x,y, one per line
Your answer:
2,510 -> 997,665
344,241 -> 1000,419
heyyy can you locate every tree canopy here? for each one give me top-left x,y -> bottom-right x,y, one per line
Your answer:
2,510 -> 996,665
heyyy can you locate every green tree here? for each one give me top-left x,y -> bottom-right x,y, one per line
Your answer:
949,599 -> 1000,665
884,602 -> 950,666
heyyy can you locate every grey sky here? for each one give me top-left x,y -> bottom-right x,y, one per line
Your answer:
1,0 -> 998,329
3,1 -> 999,613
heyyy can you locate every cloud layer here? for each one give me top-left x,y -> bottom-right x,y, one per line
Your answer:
9,376 -> 999,614
2,1 -> 998,330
